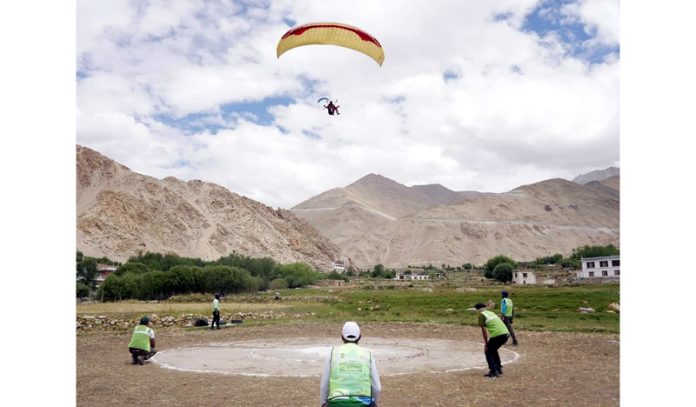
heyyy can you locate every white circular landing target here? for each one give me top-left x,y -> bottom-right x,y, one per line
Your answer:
153,337 -> 519,377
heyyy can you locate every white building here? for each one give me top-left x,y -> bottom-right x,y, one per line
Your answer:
512,270 -> 537,285
395,271 -> 443,281
577,255 -> 620,279
331,260 -> 346,273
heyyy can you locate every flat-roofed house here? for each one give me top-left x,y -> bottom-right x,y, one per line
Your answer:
578,255 -> 620,279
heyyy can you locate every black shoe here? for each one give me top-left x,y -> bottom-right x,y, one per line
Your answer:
497,368 -> 503,375
484,371 -> 498,378
513,342 -> 519,346
131,356 -> 138,365
137,356 -> 144,365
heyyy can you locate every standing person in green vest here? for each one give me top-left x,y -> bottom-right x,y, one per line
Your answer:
500,291 -> 519,346
475,302 -> 509,378
320,321 -> 381,407
128,316 -> 156,365
211,293 -> 221,330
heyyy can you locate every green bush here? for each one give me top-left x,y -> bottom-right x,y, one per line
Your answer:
76,282 -> 90,298
115,262 -> 150,276
493,263 -> 513,282
484,255 -> 516,278
269,278 -> 288,290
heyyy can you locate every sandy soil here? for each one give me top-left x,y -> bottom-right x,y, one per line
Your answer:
77,322 -> 619,406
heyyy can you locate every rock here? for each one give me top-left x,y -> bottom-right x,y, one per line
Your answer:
577,307 -> 595,313
608,303 -> 620,312
445,308 -> 454,313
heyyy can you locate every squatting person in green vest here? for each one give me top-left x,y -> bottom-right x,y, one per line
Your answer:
475,302 -> 510,378
128,315 -> 156,365
320,321 -> 381,407
500,291 -> 519,346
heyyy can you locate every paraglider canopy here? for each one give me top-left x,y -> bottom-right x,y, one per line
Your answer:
277,22 -> 384,66
317,97 -> 330,104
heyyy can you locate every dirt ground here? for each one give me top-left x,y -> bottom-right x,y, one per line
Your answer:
77,322 -> 619,406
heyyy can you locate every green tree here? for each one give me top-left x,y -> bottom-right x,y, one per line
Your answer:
77,257 -> 98,288
76,282 -> 90,298
493,263 -> 513,282
371,264 -> 385,278
484,255 -> 516,279
274,263 -> 320,288
115,262 -> 150,276
269,278 -> 288,290
571,244 -> 619,260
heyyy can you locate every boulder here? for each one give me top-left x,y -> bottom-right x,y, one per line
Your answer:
577,307 -> 595,313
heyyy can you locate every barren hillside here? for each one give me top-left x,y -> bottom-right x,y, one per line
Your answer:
292,175 -> 619,267
76,145 -> 340,269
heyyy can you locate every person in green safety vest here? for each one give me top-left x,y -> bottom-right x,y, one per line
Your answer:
475,302 -> 509,378
127,315 -> 156,365
500,291 -> 519,346
320,321 -> 381,407
211,293 -> 221,330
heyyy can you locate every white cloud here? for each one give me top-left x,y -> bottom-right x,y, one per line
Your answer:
77,0 -> 619,208
562,0 -> 620,46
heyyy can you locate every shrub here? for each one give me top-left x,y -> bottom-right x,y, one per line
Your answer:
269,278 -> 288,290
484,255 -> 516,278
493,263 -> 513,282
76,282 -> 90,298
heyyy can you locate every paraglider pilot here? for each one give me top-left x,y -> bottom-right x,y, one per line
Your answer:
324,100 -> 340,115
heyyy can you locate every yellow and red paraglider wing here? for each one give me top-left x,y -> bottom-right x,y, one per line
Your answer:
277,22 -> 384,66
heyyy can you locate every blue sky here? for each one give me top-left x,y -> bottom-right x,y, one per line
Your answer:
77,0 -> 620,208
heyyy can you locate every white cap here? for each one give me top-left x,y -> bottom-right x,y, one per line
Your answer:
342,321 -> 361,341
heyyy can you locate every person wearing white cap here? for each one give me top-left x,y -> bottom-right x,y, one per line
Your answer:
320,321 -> 381,407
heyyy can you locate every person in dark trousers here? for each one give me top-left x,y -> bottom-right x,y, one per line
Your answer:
324,100 -> 340,115
500,291 -> 519,345
128,315 -> 156,365
211,293 -> 221,330
475,302 -> 509,378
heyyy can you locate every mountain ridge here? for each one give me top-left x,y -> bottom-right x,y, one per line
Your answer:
76,145 -> 340,268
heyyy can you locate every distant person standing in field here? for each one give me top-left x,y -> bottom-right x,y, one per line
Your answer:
211,293 -> 221,330
320,321 -> 381,407
475,303 -> 509,378
500,291 -> 519,346
128,316 -> 156,365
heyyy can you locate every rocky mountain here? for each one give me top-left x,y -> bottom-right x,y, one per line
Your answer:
584,175 -> 620,199
292,175 -> 619,268
572,167 -> 620,184
76,145 -> 340,269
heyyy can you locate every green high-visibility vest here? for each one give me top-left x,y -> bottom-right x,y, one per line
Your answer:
128,325 -> 151,352
328,343 -> 372,402
482,310 -> 509,338
501,298 -> 514,317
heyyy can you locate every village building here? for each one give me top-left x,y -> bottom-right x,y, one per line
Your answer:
94,264 -> 117,286
512,270 -> 538,285
331,260 -> 346,272
394,271 -> 443,281
577,255 -> 620,279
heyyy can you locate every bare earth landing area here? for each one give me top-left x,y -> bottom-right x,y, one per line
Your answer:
154,337 -> 519,377
77,322 -> 619,407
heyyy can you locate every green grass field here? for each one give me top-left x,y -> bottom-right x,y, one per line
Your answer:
274,283 -> 620,333
77,282 -> 620,334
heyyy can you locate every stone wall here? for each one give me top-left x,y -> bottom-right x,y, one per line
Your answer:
76,311 -> 316,333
